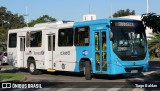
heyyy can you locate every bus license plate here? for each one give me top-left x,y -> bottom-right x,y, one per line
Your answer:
131,70 -> 138,73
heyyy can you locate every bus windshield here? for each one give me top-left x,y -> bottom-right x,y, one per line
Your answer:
111,21 -> 147,61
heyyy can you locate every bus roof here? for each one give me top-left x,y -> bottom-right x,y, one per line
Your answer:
8,21 -> 74,33
74,18 -> 141,27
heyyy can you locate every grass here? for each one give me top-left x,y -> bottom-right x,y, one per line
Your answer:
150,72 -> 160,78
0,73 -> 26,81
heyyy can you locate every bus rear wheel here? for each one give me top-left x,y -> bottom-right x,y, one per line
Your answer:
85,61 -> 92,80
28,60 -> 41,75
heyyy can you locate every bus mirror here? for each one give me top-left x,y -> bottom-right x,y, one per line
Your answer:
110,31 -> 113,41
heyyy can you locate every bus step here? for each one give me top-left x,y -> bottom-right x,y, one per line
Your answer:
47,68 -> 56,72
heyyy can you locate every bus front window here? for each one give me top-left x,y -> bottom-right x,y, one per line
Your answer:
111,23 -> 146,61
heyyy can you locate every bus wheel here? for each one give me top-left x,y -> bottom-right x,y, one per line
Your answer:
85,61 -> 92,80
28,61 -> 40,75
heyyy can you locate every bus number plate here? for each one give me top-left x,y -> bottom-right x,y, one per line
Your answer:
131,70 -> 138,73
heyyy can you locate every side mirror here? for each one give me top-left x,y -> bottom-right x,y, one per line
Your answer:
110,31 -> 113,41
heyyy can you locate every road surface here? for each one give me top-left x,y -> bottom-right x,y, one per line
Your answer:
0,60 -> 159,91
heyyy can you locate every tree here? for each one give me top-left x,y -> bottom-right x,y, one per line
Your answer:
112,9 -> 135,17
28,15 -> 56,27
0,6 -> 26,50
142,13 -> 160,57
142,13 -> 160,33
148,33 -> 160,57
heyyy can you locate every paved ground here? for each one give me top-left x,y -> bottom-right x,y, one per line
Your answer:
0,59 -> 160,91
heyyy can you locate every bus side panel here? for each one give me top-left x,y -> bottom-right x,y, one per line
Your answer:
55,47 -> 77,71
7,48 -> 18,67
26,30 -> 46,69
74,46 -> 94,72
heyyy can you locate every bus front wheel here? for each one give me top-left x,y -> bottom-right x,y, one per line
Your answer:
28,60 -> 41,75
85,61 -> 92,80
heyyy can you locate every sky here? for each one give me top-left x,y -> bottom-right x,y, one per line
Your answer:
0,0 -> 160,22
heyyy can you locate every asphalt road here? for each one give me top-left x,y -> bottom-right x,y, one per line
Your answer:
0,60 -> 160,91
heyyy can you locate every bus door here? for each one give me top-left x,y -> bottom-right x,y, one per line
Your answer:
19,36 -> 25,67
94,31 -> 107,72
47,34 -> 56,69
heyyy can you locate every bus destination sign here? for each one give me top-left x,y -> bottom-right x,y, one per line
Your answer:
111,21 -> 138,27
115,22 -> 135,27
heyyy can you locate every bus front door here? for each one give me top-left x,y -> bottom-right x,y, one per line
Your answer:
47,34 -> 56,70
94,31 -> 107,72
19,37 -> 25,67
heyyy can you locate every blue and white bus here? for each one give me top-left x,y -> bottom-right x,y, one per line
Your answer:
7,18 -> 148,80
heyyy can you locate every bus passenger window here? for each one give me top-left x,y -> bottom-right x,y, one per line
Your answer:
74,27 -> 90,46
58,28 -> 73,46
9,33 -> 17,48
30,31 -> 42,47
26,32 -> 30,47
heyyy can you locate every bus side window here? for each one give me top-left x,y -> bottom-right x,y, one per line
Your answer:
30,31 -> 42,47
9,33 -> 17,48
58,28 -> 73,46
74,26 -> 90,46
26,32 -> 30,47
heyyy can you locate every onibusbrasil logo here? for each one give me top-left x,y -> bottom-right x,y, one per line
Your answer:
1,83 -> 42,89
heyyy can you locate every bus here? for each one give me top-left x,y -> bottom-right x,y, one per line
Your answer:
7,19 -> 149,80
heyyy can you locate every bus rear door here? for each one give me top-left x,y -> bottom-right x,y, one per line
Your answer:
19,36 -> 25,67
47,34 -> 56,71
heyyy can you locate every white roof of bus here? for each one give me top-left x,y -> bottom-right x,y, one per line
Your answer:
8,21 -> 74,33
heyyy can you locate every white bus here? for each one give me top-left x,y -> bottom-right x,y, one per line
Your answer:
7,21 -> 76,74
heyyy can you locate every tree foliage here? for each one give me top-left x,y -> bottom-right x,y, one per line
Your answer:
0,6 -> 26,41
112,9 -> 135,17
28,15 -> 56,27
142,13 -> 160,33
148,33 -> 160,57
142,13 -> 160,57
0,6 -> 26,50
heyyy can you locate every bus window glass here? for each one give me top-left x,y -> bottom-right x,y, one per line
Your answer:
74,27 -> 90,46
95,32 -> 99,50
48,35 -> 55,51
20,38 -> 25,51
111,21 -> 146,61
48,36 -> 51,51
58,28 -> 73,46
30,31 -> 42,47
9,33 -> 17,48
26,32 -> 30,47
102,32 -> 106,50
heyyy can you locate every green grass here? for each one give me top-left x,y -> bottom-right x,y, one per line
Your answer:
150,72 -> 160,78
0,73 -> 26,81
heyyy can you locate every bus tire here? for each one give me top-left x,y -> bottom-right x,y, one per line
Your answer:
85,61 -> 92,80
28,60 -> 41,75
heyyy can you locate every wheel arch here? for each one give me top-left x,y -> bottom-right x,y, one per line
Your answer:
79,58 -> 92,72
27,56 -> 35,68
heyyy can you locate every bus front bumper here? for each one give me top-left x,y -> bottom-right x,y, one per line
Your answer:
107,63 -> 148,75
